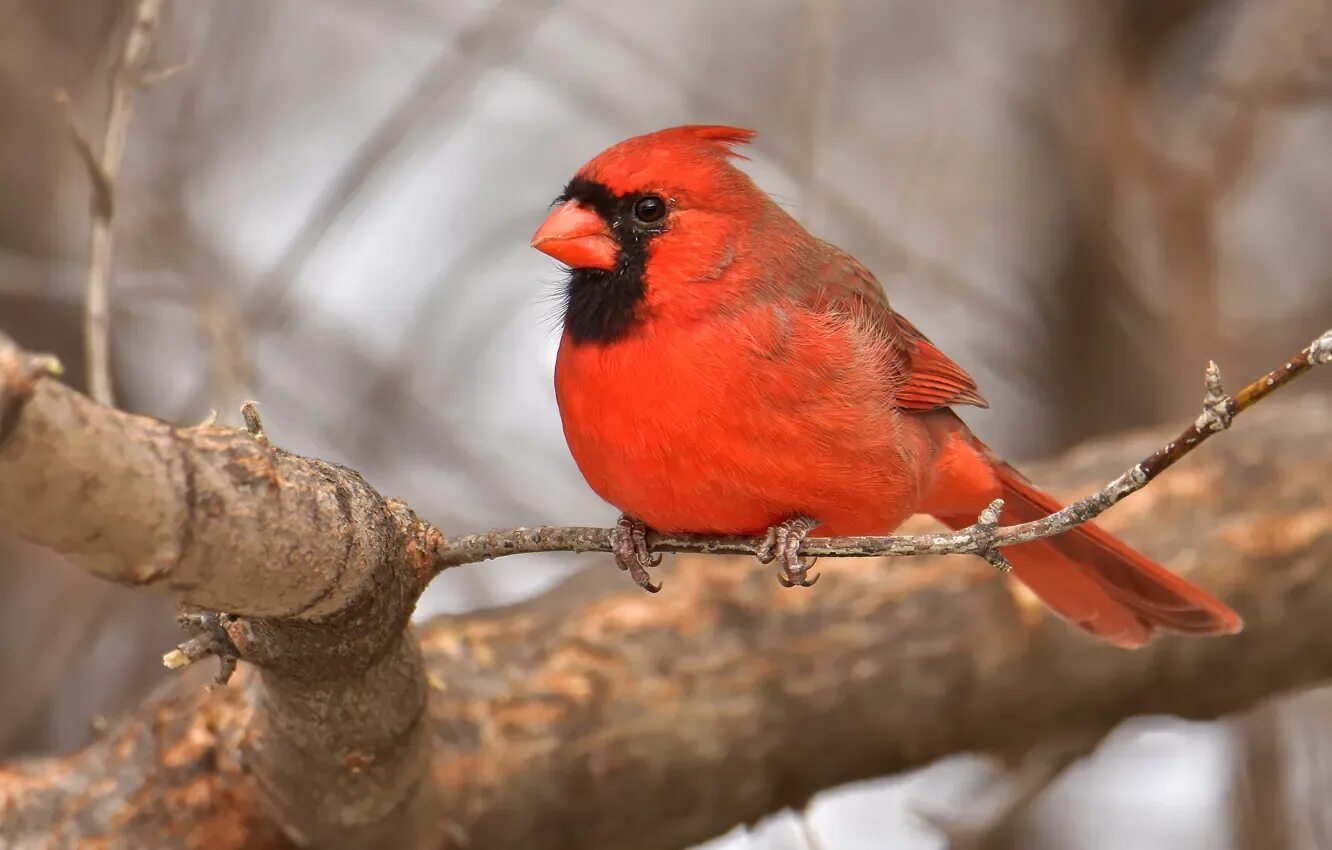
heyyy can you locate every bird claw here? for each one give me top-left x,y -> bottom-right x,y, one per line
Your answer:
758,516 -> 820,588
612,515 -> 662,593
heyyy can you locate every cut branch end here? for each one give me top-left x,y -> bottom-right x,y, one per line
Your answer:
166,610 -> 241,685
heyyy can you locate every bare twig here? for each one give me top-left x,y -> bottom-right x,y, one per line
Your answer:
63,0 -> 170,406
241,0 -> 558,338
1231,701 -> 1292,850
797,815 -> 828,850
915,733 -> 1103,850
431,329 -> 1332,575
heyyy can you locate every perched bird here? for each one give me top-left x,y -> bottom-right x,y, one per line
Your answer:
531,125 -> 1241,647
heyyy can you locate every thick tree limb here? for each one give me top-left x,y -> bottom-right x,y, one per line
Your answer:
0,333 -> 439,849
0,323 -> 1330,849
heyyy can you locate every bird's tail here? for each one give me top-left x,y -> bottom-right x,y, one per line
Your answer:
930,433 -> 1243,648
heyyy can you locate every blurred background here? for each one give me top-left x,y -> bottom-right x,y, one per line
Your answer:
1,0 -> 1330,847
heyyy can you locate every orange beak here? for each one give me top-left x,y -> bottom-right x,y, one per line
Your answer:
531,202 -> 618,271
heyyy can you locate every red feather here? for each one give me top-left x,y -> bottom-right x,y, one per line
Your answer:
884,311 -> 989,411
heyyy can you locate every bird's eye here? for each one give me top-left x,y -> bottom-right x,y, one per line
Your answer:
632,195 -> 667,224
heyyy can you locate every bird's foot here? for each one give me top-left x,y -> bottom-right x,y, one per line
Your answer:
612,515 -> 663,593
757,516 -> 820,588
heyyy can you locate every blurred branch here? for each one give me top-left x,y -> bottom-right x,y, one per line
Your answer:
916,733 -> 1102,850
791,0 -> 839,226
195,282 -> 252,416
1231,700 -> 1292,850
242,0 -> 558,338
0,554 -> 113,754
58,0 -> 170,406
797,816 -> 828,850
561,10 -> 1032,333
1063,0 -> 1332,428
1231,687 -> 1332,849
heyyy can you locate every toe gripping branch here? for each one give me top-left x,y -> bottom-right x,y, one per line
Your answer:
612,515 -> 663,593
758,516 -> 820,588
972,499 -> 1011,573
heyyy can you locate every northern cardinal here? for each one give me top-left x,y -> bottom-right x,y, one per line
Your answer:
531,125 -> 1241,647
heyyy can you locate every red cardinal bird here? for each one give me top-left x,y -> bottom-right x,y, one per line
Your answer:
531,125 -> 1241,648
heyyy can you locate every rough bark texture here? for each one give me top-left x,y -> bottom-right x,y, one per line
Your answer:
0,333 -> 1329,849
0,336 -> 440,849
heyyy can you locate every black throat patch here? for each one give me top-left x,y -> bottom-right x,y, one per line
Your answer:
555,177 -> 662,346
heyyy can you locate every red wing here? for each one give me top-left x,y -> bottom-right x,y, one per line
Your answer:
884,311 -> 989,411
807,241 -> 988,412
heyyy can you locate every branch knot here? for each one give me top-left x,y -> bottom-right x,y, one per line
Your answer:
241,400 -> 268,444
1313,329 -> 1332,366
971,499 -> 1012,573
163,610 -> 241,686
1195,360 -> 1234,433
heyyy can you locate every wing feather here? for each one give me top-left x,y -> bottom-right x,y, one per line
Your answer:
802,241 -> 988,412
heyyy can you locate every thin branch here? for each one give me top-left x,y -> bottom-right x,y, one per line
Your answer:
797,815 -> 828,850
240,0 -> 558,338
1231,701 -> 1292,850
63,0 -> 170,406
430,328 -> 1332,575
915,733 -> 1103,850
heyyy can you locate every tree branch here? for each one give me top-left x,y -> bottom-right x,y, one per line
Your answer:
0,325 -> 1329,849
0,330 -> 440,849
59,0 -> 171,406
430,328 -> 1332,577
918,732 -> 1103,850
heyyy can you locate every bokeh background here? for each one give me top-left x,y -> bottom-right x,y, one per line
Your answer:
2,0 -> 1331,847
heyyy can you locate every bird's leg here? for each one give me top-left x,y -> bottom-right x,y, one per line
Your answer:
757,515 -> 820,588
611,515 -> 663,593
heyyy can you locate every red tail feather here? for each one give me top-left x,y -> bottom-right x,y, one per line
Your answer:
933,439 -> 1242,648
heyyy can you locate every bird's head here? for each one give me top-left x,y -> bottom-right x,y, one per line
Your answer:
532,125 -> 774,345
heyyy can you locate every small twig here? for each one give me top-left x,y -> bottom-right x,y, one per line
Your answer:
138,59 -> 189,88
430,328 -> 1332,574
63,0 -> 170,407
52,91 -> 112,218
915,733 -> 1103,850
240,400 -> 267,443
197,286 -> 254,417
162,610 -> 240,686
1230,701 -> 1292,850
797,815 -> 827,850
